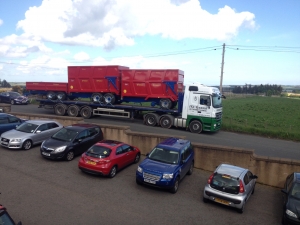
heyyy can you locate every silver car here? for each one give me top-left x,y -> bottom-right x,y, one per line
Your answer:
203,163 -> 258,213
0,120 -> 63,150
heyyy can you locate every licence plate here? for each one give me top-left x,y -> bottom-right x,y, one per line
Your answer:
144,179 -> 156,184
1,141 -> 8,145
86,161 -> 96,165
215,198 -> 229,205
42,152 -> 50,156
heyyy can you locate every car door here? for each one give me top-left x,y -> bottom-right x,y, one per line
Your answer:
34,123 -> 50,144
47,122 -> 61,136
283,174 -> 294,208
243,172 -> 253,200
72,129 -> 90,155
6,115 -> 21,133
122,144 -> 135,165
115,146 -> 127,169
0,92 -> 9,103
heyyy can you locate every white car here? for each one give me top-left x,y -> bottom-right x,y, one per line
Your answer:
0,120 -> 63,150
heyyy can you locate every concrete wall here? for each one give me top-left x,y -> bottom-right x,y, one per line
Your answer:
9,112 -> 300,188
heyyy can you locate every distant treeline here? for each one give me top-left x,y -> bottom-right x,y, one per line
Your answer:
232,84 -> 283,96
0,79 -> 11,88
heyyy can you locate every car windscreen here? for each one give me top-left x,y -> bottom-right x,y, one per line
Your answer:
85,145 -> 112,158
290,183 -> 300,199
210,174 -> 240,194
16,122 -> 38,133
148,147 -> 179,164
52,128 -> 78,141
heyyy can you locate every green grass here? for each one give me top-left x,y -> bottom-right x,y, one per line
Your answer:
222,96 -> 300,141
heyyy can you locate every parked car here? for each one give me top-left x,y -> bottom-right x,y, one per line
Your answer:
203,163 -> 258,213
281,172 -> 300,225
0,193 -> 22,225
0,120 -> 63,150
0,92 -> 28,105
40,124 -> 103,161
136,137 -> 194,193
0,113 -> 26,135
78,140 -> 141,178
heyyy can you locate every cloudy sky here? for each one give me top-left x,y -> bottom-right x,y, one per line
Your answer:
0,0 -> 299,86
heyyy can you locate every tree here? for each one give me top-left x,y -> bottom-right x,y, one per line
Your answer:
1,79 -> 11,87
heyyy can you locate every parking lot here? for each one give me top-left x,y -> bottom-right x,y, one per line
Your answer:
0,144 -> 284,225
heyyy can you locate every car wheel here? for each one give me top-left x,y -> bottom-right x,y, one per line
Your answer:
22,140 -> 32,150
170,177 -> 179,194
134,153 -> 140,164
10,100 -> 15,105
65,151 -> 74,161
237,202 -> 245,214
203,197 -> 209,203
187,161 -> 194,175
136,178 -> 142,185
109,166 -> 117,178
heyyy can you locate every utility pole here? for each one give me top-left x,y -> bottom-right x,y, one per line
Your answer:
220,43 -> 225,93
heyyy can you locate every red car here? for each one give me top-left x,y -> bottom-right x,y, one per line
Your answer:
78,140 -> 141,178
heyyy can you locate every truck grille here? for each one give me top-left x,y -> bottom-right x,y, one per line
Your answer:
143,172 -> 161,182
216,112 -> 222,120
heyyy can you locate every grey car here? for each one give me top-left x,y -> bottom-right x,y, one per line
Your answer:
203,163 -> 258,213
0,120 -> 63,150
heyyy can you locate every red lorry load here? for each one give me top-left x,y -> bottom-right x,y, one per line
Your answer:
26,65 -> 185,109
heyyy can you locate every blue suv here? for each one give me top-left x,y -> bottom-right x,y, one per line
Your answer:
136,137 -> 194,193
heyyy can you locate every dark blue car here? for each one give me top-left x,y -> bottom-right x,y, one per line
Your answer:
0,113 -> 26,135
136,137 -> 194,193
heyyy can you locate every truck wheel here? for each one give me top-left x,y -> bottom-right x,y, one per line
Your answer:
80,106 -> 93,119
103,93 -> 116,105
54,104 -> 67,116
159,99 -> 172,109
91,93 -> 103,103
159,115 -> 174,129
57,92 -> 67,100
144,113 -> 158,126
67,105 -> 79,117
47,91 -> 57,100
189,121 -> 203,133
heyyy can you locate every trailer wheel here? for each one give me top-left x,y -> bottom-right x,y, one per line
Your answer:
159,115 -> 174,129
91,93 -> 103,103
144,113 -> 159,126
67,105 -> 80,117
54,103 -> 67,116
80,106 -> 93,119
57,92 -> 67,101
103,93 -> 116,105
159,98 -> 172,109
47,91 -> 57,100
189,120 -> 203,133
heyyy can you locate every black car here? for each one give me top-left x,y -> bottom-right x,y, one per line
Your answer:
40,124 -> 103,161
0,92 -> 28,105
0,113 -> 26,135
282,172 -> 300,225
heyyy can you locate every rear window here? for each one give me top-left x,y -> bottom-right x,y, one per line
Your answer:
210,174 -> 240,194
86,145 -> 112,158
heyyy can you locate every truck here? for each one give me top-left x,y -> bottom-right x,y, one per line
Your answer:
35,82 -> 223,134
26,65 -> 184,109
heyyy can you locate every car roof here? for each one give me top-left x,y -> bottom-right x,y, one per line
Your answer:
216,164 -> 247,178
65,123 -> 100,131
24,120 -> 59,125
96,140 -> 123,147
156,137 -> 190,152
0,113 -> 15,118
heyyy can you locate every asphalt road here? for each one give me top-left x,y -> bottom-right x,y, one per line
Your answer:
11,104 -> 300,160
0,145 -> 283,225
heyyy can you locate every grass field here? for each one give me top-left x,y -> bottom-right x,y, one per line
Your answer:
222,96 -> 300,142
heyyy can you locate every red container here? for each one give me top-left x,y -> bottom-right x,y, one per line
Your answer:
68,65 -> 129,94
121,69 -> 184,101
26,82 -> 68,92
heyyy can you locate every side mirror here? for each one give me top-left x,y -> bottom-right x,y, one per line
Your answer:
281,189 -> 288,194
146,153 -> 149,157
36,130 -> 41,134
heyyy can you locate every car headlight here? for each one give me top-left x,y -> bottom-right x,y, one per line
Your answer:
11,139 -> 22,142
163,173 -> 173,179
286,209 -> 297,218
54,146 -> 67,153
137,166 -> 143,173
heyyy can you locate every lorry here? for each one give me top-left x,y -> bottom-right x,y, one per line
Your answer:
26,65 -> 184,109
35,82 -> 223,134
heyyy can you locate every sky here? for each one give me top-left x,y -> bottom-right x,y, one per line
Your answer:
0,0 -> 299,86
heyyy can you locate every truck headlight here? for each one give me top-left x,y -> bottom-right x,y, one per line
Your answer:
163,173 -> 173,179
54,146 -> 67,153
137,166 -> 143,173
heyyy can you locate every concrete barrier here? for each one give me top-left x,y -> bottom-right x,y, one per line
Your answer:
0,103 -> 11,113
9,112 -> 299,188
